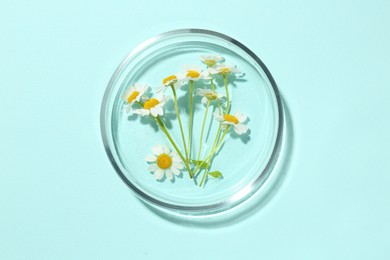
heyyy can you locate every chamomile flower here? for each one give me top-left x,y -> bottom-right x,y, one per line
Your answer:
180,65 -> 210,82
209,63 -> 242,77
146,144 -> 184,181
122,83 -> 149,112
200,54 -> 224,67
133,94 -> 170,117
156,73 -> 184,93
197,88 -> 224,105
214,111 -> 249,135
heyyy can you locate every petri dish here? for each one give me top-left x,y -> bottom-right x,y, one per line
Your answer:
100,29 -> 284,218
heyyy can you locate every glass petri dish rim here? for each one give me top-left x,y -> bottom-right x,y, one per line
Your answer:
100,28 -> 284,216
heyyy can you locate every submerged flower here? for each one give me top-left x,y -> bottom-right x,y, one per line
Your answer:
122,83 -> 149,112
133,94 -> 170,117
214,112 -> 249,135
209,63 -> 242,76
200,54 -> 224,67
157,73 -> 184,93
180,65 -> 210,82
197,88 -> 224,105
146,144 -> 184,181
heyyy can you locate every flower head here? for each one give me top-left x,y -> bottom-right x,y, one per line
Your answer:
157,73 -> 184,93
209,63 -> 242,77
197,88 -> 224,105
180,65 -> 210,82
214,112 -> 249,135
122,83 -> 149,112
146,144 -> 184,181
133,94 -> 170,117
200,54 -> 224,67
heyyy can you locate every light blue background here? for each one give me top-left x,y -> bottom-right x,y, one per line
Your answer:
1,0 -> 389,259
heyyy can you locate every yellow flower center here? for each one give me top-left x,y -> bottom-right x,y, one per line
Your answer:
162,75 -> 177,85
143,98 -> 160,110
204,60 -> 216,67
219,68 -> 230,75
224,114 -> 239,124
205,92 -> 218,100
157,153 -> 172,169
127,91 -> 139,103
186,70 -> 200,79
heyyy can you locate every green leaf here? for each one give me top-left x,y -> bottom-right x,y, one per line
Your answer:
208,171 -> 223,178
191,160 -> 209,169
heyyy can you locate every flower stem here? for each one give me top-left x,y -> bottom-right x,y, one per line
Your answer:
187,80 -> 194,159
193,124 -> 220,177
197,100 -> 210,163
199,166 -> 208,187
210,76 -> 222,115
193,76 -> 225,176
223,75 -> 230,114
155,116 -> 193,178
170,85 -> 189,163
199,127 -> 230,187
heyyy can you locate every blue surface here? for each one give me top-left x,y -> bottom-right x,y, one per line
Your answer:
1,0 -> 390,259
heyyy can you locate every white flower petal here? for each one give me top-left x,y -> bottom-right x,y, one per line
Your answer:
152,144 -> 164,155
134,109 -> 149,116
213,112 -> 224,122
154,169 -> 164,180
234,123 -> 248,135
148,163 -> 157,172
234,112 -> 248,123
171,166 -> 181,176
145,155 -> 157,162
155,106 -> 164,116
162,144 -> 170,154
156,85 -> 167,93
150,107 -> 158,117
154,93 -> 164,101
165,169 -> 173,181
123,104 -> 132,113
201,97 -> 207,104
172,162 -> 183,170
173,81 -> 183,89
172,155 -> 181,162
122,86 -> 135,101
208,67 -> 219,74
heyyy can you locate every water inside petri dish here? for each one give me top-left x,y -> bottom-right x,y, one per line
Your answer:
109,35 -> 280,208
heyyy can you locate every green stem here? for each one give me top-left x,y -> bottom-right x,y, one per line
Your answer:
170,85 -> 189,163
223,75 -> 230,114
210,76 -> 222,115
197,100 -> 210,163
199,127 -> 230,186
193,76 -> 224,177
155,116 -> 193,178
193,125 -> 221,177
187,80 -> 194,159
194,124 -> 229,178
199,166 -> 208,187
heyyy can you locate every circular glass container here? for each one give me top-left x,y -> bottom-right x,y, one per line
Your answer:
100,29 -> 284,218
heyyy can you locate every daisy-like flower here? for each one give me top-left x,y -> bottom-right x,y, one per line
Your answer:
133,94 -> 170,117
146,144 -> 184,181
180,65 -> 210,82
200,54 -> 224,67
122,83 -> 149,112
156,73 -> 184,93
197,88 -> 224,105
214,112 -> 249,135
209,63 -> 242,77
